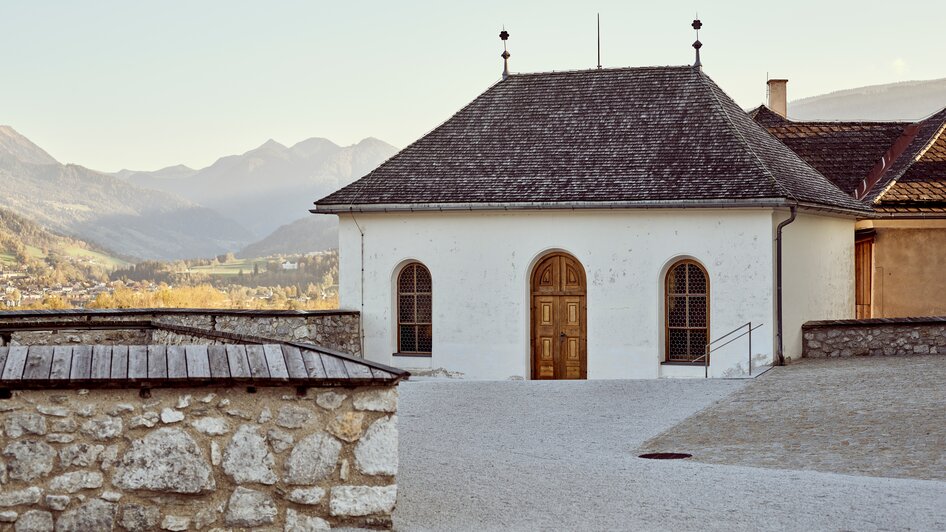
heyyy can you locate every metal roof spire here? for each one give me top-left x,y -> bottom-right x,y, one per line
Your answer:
692,17 -> 703,69
500,27 -> 511,80
597,13 -> 602,69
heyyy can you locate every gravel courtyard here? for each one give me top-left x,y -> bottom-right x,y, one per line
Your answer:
641,355 -> 946,481
394,359 -> 946,531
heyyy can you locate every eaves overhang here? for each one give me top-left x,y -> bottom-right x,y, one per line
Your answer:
311,198 -> 872,218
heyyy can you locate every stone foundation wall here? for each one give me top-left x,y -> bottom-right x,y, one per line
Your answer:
0,310 -> 362,356
803,317 -> 946,357
0,385 -> 398,530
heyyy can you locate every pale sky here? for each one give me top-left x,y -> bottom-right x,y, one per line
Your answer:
1,1 -> 943,172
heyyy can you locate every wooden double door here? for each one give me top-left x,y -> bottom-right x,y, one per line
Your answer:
531,253 -> 587,379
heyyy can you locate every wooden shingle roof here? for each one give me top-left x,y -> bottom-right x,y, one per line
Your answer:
314,66 -> 868,215
0,344 -> 406,389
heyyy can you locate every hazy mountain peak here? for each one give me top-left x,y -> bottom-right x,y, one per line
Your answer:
290,137 -> 341,158
0,125 -> 60,165
790,77 -> 946,122
354,137 -> 397,151
163,163 -> 195,172
356,136 -> 390,146
114,164 -> 196,181
256,138 -> 288,151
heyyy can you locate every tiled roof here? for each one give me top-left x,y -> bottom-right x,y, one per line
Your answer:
754,105 -> 946,216
315,67 -> 868,214
749,106 -> 908,196
873,204 -> 946,216
0,344 -> 405,389
868,109 -> 946,210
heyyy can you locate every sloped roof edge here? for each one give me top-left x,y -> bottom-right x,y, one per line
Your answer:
312,198 -> 868,217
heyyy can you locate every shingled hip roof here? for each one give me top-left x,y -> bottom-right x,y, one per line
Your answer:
314,66 -> 869,215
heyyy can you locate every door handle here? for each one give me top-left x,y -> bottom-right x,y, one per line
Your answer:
559,331 -> 566,340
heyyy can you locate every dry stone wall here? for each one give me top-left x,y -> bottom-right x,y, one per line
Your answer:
153,313 -> 361,356
4,330 -> 150,347
0,310 -> 362,357
0,385 -> 398,530
803,317 -> 946,358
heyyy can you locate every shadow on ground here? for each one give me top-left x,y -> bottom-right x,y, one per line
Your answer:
641,355 -> 946,481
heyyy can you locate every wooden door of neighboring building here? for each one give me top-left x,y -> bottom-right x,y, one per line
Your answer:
531,253 -> 587,379
855,235 -> 874,319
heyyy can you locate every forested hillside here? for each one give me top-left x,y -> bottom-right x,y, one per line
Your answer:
0,207 -> 126,307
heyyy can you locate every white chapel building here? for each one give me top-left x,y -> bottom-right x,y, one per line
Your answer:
313,64 -> 870,380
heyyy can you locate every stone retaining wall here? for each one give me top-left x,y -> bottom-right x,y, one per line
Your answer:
0,385 -> 398,530
0,310 -> 362,357
802,317 -> 946,357
5,329 -> 150,347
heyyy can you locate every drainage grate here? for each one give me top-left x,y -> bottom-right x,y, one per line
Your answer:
638,452 -> 692,460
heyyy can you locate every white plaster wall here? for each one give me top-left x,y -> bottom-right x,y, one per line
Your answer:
337,209 -> 780,380
779,211 -> 855,361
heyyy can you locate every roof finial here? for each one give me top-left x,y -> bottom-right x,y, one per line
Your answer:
692,16 -> 703,69
500,27 -> 511,80
597,13 -> 602,69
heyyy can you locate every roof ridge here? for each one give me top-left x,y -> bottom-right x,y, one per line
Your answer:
507,65 -> 692,77
871,116 -> 946,204
697,71 -> 797,202
784,118 -> 911,126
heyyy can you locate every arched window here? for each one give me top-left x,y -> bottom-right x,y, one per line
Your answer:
665,260 -> 709,363
397,263 -> 432,355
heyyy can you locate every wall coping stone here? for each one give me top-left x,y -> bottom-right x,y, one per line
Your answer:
802,316 -> 946,358
0,308 -> 359,319
804,316 -> 946,328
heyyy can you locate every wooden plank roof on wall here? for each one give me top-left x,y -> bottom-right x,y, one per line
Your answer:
0,344 -> 406,389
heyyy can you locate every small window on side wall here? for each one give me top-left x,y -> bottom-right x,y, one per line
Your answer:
397,262 -> 432,355
665,260 -> 709,363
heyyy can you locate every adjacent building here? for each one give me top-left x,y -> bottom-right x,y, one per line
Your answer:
753,81 -> 946,318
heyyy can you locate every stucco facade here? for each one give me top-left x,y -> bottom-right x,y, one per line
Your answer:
336,208 -> 855,380
781,212 -> 856,361
855,219 -> 946,318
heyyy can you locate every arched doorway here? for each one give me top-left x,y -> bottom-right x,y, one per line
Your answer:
530,252 -> 587,379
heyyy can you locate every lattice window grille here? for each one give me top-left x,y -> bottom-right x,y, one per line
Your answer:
397,263 -> 432,354
666,261 -> 709,363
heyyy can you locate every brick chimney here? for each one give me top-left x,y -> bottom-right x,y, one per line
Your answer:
767,79 -> 788,118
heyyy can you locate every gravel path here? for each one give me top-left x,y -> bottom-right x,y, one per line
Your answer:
394,377 -> 946,531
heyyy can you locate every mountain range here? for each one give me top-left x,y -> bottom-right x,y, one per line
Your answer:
790,77 -> 946,121
116,137 -> 395,237
0,126 -> 395,261
2,76 -> 943,263
0,126 -> 252,260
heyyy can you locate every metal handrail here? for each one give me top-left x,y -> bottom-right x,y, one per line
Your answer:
708,322 -> 750,346
692,321 -> 765,378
